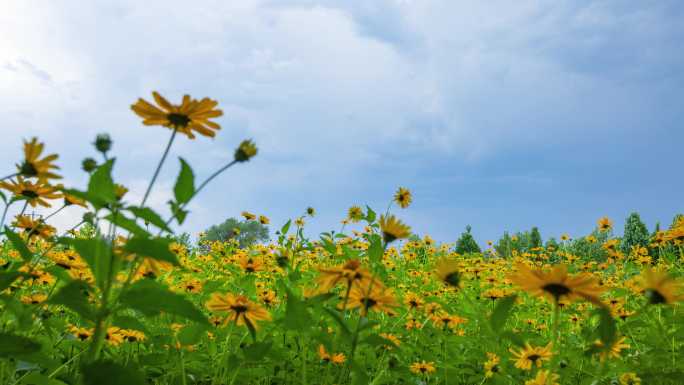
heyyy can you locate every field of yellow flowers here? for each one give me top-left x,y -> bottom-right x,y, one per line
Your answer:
0,92 -> 683,385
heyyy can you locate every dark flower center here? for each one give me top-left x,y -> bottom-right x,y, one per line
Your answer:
20,162 -> 38,177
167,113 -> 191,128
363,298 -> 377,309
528,354 -> 541,362
232,305 -> 249,314
444,272 -> 460,287
21,189 -> 39,199
647,289 -> 667,305
542,283 -> 571,300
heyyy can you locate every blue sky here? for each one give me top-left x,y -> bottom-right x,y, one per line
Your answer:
1,1 -> 682,244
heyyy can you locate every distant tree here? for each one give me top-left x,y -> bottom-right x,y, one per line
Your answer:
621,212 -> 650,254
173,232 -> 193,249
455,225 -> 481,255
495,231 -> 513,258
530,227 -> 543,249
201,217 -> 269,248
545,237 -> 559,251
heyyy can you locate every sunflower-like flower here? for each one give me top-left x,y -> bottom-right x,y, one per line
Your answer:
258,215 -> 270,225
508,263 -> 605,305
238,255 -> 264,273
206,293 -> 271,330
17,138 -> 61,181
598,217 -> 613,232
241,211 -> 256,221
483,352 -> 500,378
234,140 -> 258,162
347,206 -> 363,222
0,177 -> 61,208
524,370 -> 560,385
346,283 -> 398,316
640,268 -> 684,305
13,215 -> 56,239
316,259 -> 372,294
593,336 -> 630,361
619,373 -> 641,385
131,91 -> 223,139
317,345 -> 346,365
379,215 -> 411,243
409,361 -> 436,375
393,187 -> 412,209
509,342 -> 553,370
435,257 -> 462,289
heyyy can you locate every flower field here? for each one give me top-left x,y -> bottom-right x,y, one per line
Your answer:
0,93 -> 683,385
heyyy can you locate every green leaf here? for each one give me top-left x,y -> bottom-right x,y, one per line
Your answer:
365,206 -> 376,223
500,331 -> 525,347
87,159 -> 116,207
596,307 -> 616,348
80,360 -> 145,385
242,341 -> 272,361
168,200 -> 188,225
19,372 -> 68,385
323,307 -> 352,338
48,280 -> 96,321
366,233 -> 383,262
118,280 -> 208,325
60,237 -> 113,291
127,206 -> 173,234
173,158 -> 195,205
281,288 -> 311,331
5,227 -> 33,262
0,333 -> 41,357
280,220 -> 292,235
104,213 -> 148,237
111,315 -> 150,335
177,323 -> 209,346
123,236 -> 179,265
0,271 -> 27,292
350,359 -> 369,385
0,295 -> 34,329
490,295 -> 517,333
0,190 -> 6,203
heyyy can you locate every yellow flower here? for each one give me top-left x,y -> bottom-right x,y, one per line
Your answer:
434,257 -> 462,289
524,370 -> 560,385
234,139 -> 258,162
598,216 -> 613,231
379,215 -> 411,243
0,177 -> 60,208
508,263 -> 605,305
619,372 -> 641,385
13,215 -> 56,239
594,336 -> 630,361
68,325 -> 93,341
317,345 -> 345,365
347,206 -> 363,222
346,283 -> 398,316
316,259 -> 372,296
509,342 -> 553,370
410,361 -> 436,375
20,293 -> 48,305
641,268 -> 684,305
131,91 -> 223,139
17,137 -> 61,181
484,352 -> 500,378
241,211 -> 256,221
206,293 -> 271,330
393,187 -> 412,209
258,215 -> 270,225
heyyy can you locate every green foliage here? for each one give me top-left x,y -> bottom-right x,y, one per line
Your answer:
455,225 -> 481,254
529,226 -> 543,248
622,212 -> 650,254
201,217 -> 269,248
494,231 -> 513,258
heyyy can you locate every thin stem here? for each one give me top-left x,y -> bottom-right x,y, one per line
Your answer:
0,200 -> 13,230
42,204 -> 66,222
18,201 -> 28,218
0,172 -> 18,181
141,129 -> 178,207
161,160 -> 238,229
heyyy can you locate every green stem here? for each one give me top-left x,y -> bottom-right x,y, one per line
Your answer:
141,129 -> 177,207
0,200 -> 13,230
0,172 -> 18,181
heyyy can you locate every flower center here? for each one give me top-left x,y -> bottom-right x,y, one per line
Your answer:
528,354 -> 541,362
20,162 -> 38,177
363,298 -> 377,309
444,272 -> 460,287
542,283 -> 571,300
231,305 -> 249,314
21,189 -> 39,199
647,289 -> 667,304
167,113 -> 191,128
